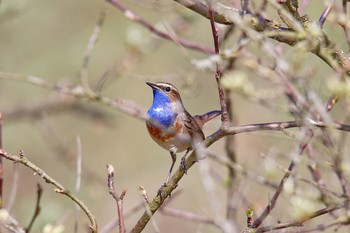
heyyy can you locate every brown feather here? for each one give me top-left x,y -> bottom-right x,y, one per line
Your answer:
193,110 -> 221,128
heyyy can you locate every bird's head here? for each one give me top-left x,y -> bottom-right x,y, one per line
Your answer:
146,82 -> 182,104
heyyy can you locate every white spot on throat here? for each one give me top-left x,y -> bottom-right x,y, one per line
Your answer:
153,107 -> 163,112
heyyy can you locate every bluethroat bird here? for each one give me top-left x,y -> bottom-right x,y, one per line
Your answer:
146,82 -> 221,186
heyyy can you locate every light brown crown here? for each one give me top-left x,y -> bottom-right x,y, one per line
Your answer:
147,82 -> 182,102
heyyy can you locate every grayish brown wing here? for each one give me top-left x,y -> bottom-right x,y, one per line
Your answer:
182,110 -> 205,140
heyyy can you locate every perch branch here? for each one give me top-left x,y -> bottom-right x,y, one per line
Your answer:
130,118 -> 350,232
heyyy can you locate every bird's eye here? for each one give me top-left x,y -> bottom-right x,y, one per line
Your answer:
165,86 -> 171,93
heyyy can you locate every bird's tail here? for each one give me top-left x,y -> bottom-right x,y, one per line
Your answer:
193,110 -> 221,128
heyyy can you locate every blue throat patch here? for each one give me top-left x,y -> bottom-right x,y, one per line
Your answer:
147,89 -> 177,127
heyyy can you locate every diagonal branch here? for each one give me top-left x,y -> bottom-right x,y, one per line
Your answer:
106,0 -> 215,54
255,201 -> 349,232
252,128 -> 314,228
0,71 -> 148,121
0,149 -> 98,233
25,184 -> 43,233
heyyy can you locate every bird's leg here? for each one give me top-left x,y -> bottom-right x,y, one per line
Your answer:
180,148 -> 191,174
157,151 -> 176,198
166,151 -> 176,184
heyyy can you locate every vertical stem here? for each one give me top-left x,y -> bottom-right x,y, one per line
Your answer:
224,89 -> 239,220
223,58 -> 240,220
207,2 -> 229,126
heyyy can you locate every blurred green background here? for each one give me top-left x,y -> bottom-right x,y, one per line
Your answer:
0,0 -> 347,232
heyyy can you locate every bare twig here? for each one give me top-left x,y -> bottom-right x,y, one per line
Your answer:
106,0 -> 215,54
252,128 -> 314,228
174,0 -> 234,24
246,208 -> 253,228
106,164 -> 126,233
241,0 -> 251,13
6,164 -> 19,212
100,203 -> 144,233
0,149 -> 98,233
341,0 -> 350,47
3,96 -> 112,124
160,207 -> 219,227
81,7 -> 107,90
25,184 -> 43,233
255,201 -> 349,232
207,1 -> 229,125
0,71 -> 148,121
139,186 -> 149,204
318,0 -> 334,28
74,136 -> 82,233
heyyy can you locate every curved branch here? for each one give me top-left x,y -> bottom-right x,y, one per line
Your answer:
0,150 -> 98,233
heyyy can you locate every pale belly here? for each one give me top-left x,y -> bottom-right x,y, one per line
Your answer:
146,122 -> 191,153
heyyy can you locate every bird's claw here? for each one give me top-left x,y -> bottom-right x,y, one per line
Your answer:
180,157 -> 187,174
157,183 -> 168,199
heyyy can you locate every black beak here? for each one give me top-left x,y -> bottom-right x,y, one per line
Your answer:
146,82 -> 158,90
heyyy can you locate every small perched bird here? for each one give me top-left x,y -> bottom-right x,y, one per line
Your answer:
146,82 -> 221,186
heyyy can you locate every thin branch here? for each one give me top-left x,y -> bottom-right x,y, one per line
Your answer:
106,164 -> 126,233
74,136 -> 82,233
318,0 -> 334,28
81,7 -> 107,90
255,201 -> 349,232
341,0 -> 350,47
25,184 -> 43,233
0,71 -> 148,121
139,186 -> 150,204
246,208 -> 253,228
305,145 -> 333,209
106,0 -> 215,54
207,1 -> 229,125
252,128 -> 314,228
160,207 -> 219,227
0,149 -> 98,233
6,164 -> 19,212
241,0 -> 251,13
174,0 -> 234,24
100,203 -> 144,233
2,97 -> 112,124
